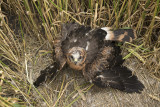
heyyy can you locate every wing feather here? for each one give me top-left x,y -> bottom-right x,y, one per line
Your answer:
84,41 -> 144,93
83,41 -> 122,80
101,27 -> 136,42
92,66 -> 144,93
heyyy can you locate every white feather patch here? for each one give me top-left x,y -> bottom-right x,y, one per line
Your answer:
50,65 -> 54,68
72,52 -> 80,59
73,39 -> 77,42
96,75 -> 105,79
101,27 -> 114,40
85,29 -> 94,36
85,41 -> 90,50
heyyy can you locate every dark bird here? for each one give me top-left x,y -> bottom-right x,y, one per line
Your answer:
34,22 -> 144,93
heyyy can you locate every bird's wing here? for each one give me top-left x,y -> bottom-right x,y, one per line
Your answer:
84,28 -> 107,63
34,23 -> 76,87
101,27 -> 136,42
33,62 -> 60,87
84,41 -> 144,93
83,42 -> 122,80
34,22 -> 87,87
61,22 -> 81,41
92,66 -> 144,93
84,27 -> 136,63
33,37 -> 66,87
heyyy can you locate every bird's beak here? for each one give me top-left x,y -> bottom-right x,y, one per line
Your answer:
74,58 -> 78,64
74,58 -> 78,62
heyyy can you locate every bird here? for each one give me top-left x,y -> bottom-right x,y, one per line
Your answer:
33,22 -> 144,93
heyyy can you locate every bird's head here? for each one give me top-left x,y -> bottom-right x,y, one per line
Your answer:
67,47 -> 86,70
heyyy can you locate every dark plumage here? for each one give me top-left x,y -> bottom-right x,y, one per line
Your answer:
34,22 -> 144,93
93,66 -> 144,93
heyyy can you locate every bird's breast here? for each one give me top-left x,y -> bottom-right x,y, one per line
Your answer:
68,62 -> 86,71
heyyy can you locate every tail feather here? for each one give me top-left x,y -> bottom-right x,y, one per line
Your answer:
101,27 -> 137,42
93,66 -> 144,93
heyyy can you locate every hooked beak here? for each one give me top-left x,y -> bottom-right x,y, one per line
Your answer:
74,58 -> 78,64
74,58 -> 78,62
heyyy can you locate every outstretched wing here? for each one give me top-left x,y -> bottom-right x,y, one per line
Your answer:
33,62 -> 59,87
33,38 -> 66,87
83,28 -> 144,93
101,27 -> 137,42
92,66 -> 144,93
83,41 -> 123,81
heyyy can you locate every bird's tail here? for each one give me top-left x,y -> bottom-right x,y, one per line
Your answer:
101,27 -> 137,42
93,66 -> 144,93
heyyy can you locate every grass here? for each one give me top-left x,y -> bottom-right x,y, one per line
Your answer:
0,0 -> 160,106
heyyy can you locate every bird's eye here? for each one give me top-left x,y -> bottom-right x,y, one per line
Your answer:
70,56 -> 74,59
79,56 -> 82,59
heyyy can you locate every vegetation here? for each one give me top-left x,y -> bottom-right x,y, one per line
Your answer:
0,0 -> 159,106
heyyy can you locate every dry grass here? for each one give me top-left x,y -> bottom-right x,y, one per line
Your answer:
0,0 -> 160,106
